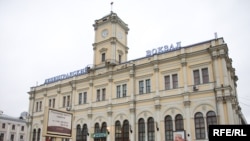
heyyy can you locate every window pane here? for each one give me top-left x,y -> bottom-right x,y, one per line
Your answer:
115,121 -> 122,140
138,118 -> 145,141
194,112 -> 205,139
175,114 -> 183,131
148,117 -> 155,141
165,76 -> 170,90
117,85 -> 121,98
122,84 -> 127,97
193,70 -> 200,85
123,120 -> 129,140
146,79 -> 151,93
76,125 -> 82,141
102,88 -> 106,101
165,116 -> 173,141
139,81 -> 144,94
78,93 -> 82,105
172,74 -> 178,89
83,92 -> 87,104
202,68 -> 209,83
102,53 -> 105,62
97,90 -> 100,101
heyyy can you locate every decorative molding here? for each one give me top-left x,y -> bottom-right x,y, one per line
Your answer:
130,108 -> 135,113
155,104 -> 161,110
107,111 -> 113,116
99,48 -> 107,53
117,49 -> 124,55
154,67 -> 159,72
183,101 -> 191,107
88,114 -> 92,118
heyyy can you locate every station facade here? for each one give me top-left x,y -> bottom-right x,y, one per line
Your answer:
27,12 -> 247,141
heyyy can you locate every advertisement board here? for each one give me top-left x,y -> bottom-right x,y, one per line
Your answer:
46,109 -> 72,137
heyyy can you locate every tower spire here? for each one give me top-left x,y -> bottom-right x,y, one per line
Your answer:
111,2 -> 114,12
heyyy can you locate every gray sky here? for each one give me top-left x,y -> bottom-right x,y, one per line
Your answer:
1,0 -> 250,123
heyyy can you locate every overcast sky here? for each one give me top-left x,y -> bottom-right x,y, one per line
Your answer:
0,0 -> 250,123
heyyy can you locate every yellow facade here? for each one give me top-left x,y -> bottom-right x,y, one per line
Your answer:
27,12 -> 246,141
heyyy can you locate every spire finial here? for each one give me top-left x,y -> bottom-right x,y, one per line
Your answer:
111,2 -> 114,12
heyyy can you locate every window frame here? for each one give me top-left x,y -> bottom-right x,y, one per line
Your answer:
194,112 -> 205,139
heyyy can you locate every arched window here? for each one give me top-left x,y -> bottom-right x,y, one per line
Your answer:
123,120 -> 129,141
100,122 -> 107,141
115,121 -> 122,141
165,115 -> 173,141
175,114 -> 184,131
195,112 -> 205,139
94,123 -> 100,141
82,124 -> 88,141
138,118 -> 145,141
32,129 -> 36,141
206,111 -> 217,134
76,125 -> 82,141
37,128 -> 41,141
147,117 -> 155,141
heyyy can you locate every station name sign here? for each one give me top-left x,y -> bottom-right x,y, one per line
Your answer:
44,66 -> 90,84
146,42 -> 181,57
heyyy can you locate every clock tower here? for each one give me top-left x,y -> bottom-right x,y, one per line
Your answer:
92,12 -> 129,67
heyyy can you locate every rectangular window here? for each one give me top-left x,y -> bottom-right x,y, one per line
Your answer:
202,68 -> 209,83
39,101 -> 42,111
0,133 -> 4,141
117,85 -> 121,98
102,88 -> 106,101
49,98 -> 55,108
52,98 -> 55,108
21,126 -> 24,131
119,55 -> 122,63
122,84 -> 127,97
2,123 -> 5,129
36,102 -> 39,112
63,96 -> 70,107
164,75 -> 170,90
102,53 -> 105,62
146,79 -> 151,93
139,81 -> 144,94
63,96 -> 66,107
67,95 -> 70,107
78,93 -> 82,105
193,70 -> 200,85
49,99 -> 52,108
83,92 -> 87,104
10,134 -> 14,141
172,74 -> 178,89
12,125 -> 15,130
97,89 -> 100,101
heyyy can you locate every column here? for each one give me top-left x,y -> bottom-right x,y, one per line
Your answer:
216,95 -> 225,124
181,59 -> 188,92
220,50 -> 229,86
212,51 -> 221,87
130,107 -> 136,141
153,55 -> 160,96
107,110 -> 113,141
155,104 -> 161,141
225,96 -> 234,123
184,100 -> 191,140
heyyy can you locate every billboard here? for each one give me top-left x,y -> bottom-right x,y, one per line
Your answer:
46,109 -> 72,137
173,130 -> 186,141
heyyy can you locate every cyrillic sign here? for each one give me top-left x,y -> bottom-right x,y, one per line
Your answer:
44,66 -> 90,84
146,42 -> 181,57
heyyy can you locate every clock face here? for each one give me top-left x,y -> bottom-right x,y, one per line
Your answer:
101,29 -> 108,38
